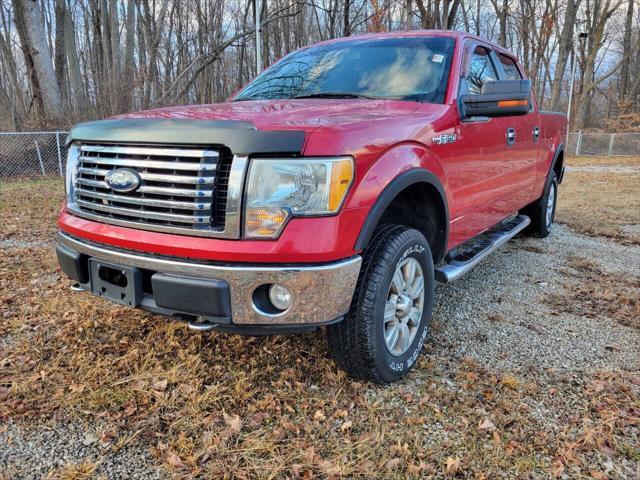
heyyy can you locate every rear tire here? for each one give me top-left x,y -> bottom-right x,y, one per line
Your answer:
523,173 -> 558,238
327,225 -> 434,383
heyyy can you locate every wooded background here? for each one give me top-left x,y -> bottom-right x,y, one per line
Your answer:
1,0 -> 638,131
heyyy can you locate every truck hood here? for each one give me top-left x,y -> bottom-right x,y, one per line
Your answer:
116,98 -> 424,130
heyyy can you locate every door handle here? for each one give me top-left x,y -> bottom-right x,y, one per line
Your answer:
533,127 -> 540,142
506,128 -> 516,146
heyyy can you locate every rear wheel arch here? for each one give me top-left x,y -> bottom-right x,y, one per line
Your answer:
550,144 -> 564,184
354,169 -> 449,263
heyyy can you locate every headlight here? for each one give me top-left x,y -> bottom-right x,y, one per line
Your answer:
244,157 -> 354,238
65,143 -> 81,205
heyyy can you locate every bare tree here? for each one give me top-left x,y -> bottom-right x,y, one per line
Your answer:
12,0 -> 64,122
0,0 -> 635,130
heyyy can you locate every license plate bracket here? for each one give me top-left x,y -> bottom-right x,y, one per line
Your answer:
89,260 -> 143,307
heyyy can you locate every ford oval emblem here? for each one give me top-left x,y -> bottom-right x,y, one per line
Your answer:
105,168 -> 141,193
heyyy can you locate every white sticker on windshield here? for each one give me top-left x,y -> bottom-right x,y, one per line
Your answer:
432,54 -> 444,63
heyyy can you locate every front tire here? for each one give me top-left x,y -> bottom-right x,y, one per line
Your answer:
327,225 -> 435,383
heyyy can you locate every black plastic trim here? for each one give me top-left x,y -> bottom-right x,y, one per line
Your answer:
354,168 -> 449,260
67,118 -> 306,155
55,244 -> 89,283
151,273 -> 232,321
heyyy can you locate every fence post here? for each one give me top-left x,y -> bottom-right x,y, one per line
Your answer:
34,140 -> 45,176
56,132 -> 63,177
575,130 -> 582,155
608,134 -> 615,156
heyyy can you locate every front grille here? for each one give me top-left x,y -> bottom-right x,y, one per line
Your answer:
72,144 -> 232,235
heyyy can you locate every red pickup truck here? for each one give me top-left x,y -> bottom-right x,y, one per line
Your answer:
56,31 -> 566,383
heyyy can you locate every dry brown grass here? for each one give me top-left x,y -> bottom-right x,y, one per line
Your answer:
44,460 -> 99,480
0,178 -> 64,243
547,255 -> 640,331
1,177 -> 639,478
565,155 -> 640,167
557,156 -> 640,245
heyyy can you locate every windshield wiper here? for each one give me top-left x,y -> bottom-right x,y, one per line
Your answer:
291,92 -> 379,100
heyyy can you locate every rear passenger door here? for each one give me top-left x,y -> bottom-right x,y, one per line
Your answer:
495,52 -> 539,209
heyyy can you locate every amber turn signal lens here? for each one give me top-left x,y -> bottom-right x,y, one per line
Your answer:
245,207 -> 289,237
329,159 -> 354,211
498,99 -> 528,108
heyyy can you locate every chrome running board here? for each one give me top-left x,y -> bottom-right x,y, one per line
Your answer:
435,215 -> 531,283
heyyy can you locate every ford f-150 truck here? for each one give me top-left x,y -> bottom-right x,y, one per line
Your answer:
56,30 -> 567,383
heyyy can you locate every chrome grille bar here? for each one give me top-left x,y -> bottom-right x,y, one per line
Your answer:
76,178 -> 213,197
76,200 -> 210,224
77,168 -> 215,185
78,155 -> 215,171
80,145 -> 219,158
76,189 -> 211,210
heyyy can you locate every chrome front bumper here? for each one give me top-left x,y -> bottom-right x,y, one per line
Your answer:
57,233 -> 361,328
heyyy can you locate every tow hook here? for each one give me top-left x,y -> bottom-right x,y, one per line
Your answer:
187,318 -> 217,332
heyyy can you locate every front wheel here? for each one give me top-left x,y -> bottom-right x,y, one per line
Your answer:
327,225 -> 435,383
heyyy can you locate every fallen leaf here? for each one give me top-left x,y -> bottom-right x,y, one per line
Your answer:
166,451 -> 183,469
151,379 -> 168,392
340,420 -> 353,431
589,471 -> 607,479
319,460 -> 341,475
551,460 -> 564,478
445,456 -> 460,475
302,446 -> 317,463
588,380 -> 606,394
223,412 -> 242,434
386,458 -> 401,471
501,375 -> 520,389
478,418 -> 496,432
313,409 -> 326,421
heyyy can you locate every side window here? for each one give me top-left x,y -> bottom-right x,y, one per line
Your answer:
498,54 -> 522,80
465,47 -> 498,94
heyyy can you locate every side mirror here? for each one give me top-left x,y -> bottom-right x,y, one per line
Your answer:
461,79 -> 531,118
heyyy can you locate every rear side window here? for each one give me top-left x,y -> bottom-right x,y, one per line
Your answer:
498,54 -> 522,80
465,47 -> 497,94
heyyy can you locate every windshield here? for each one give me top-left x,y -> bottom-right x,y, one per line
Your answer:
235,36 -> 455,103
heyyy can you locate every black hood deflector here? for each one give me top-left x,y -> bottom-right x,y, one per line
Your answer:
67,118 -> 306,155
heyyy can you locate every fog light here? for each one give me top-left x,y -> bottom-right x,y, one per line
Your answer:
269,284 -> 292,311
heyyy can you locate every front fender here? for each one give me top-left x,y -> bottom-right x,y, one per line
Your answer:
348,142 -> 447,209
350,143 -> 449,256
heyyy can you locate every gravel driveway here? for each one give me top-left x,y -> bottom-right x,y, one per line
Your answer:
1,223 -> 638,479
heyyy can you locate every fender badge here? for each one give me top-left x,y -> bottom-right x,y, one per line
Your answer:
432,133 -> 457,145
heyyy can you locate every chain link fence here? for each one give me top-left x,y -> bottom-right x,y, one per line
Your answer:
566,132 -> 640,157
0,130 -> 638,181
0,132 -> 68,179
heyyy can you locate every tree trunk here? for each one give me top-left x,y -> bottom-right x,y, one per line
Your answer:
123,0 -> 136,111
343,0 -> 351,36
64,6 -> 89,117
109,0 -> 121,112
574,0 -> 623,129
490,0 -> 509,47
12,0 -> 65,123
549,0 -> 579,111
53,0 -> 66,94
619,0 -> 634,101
